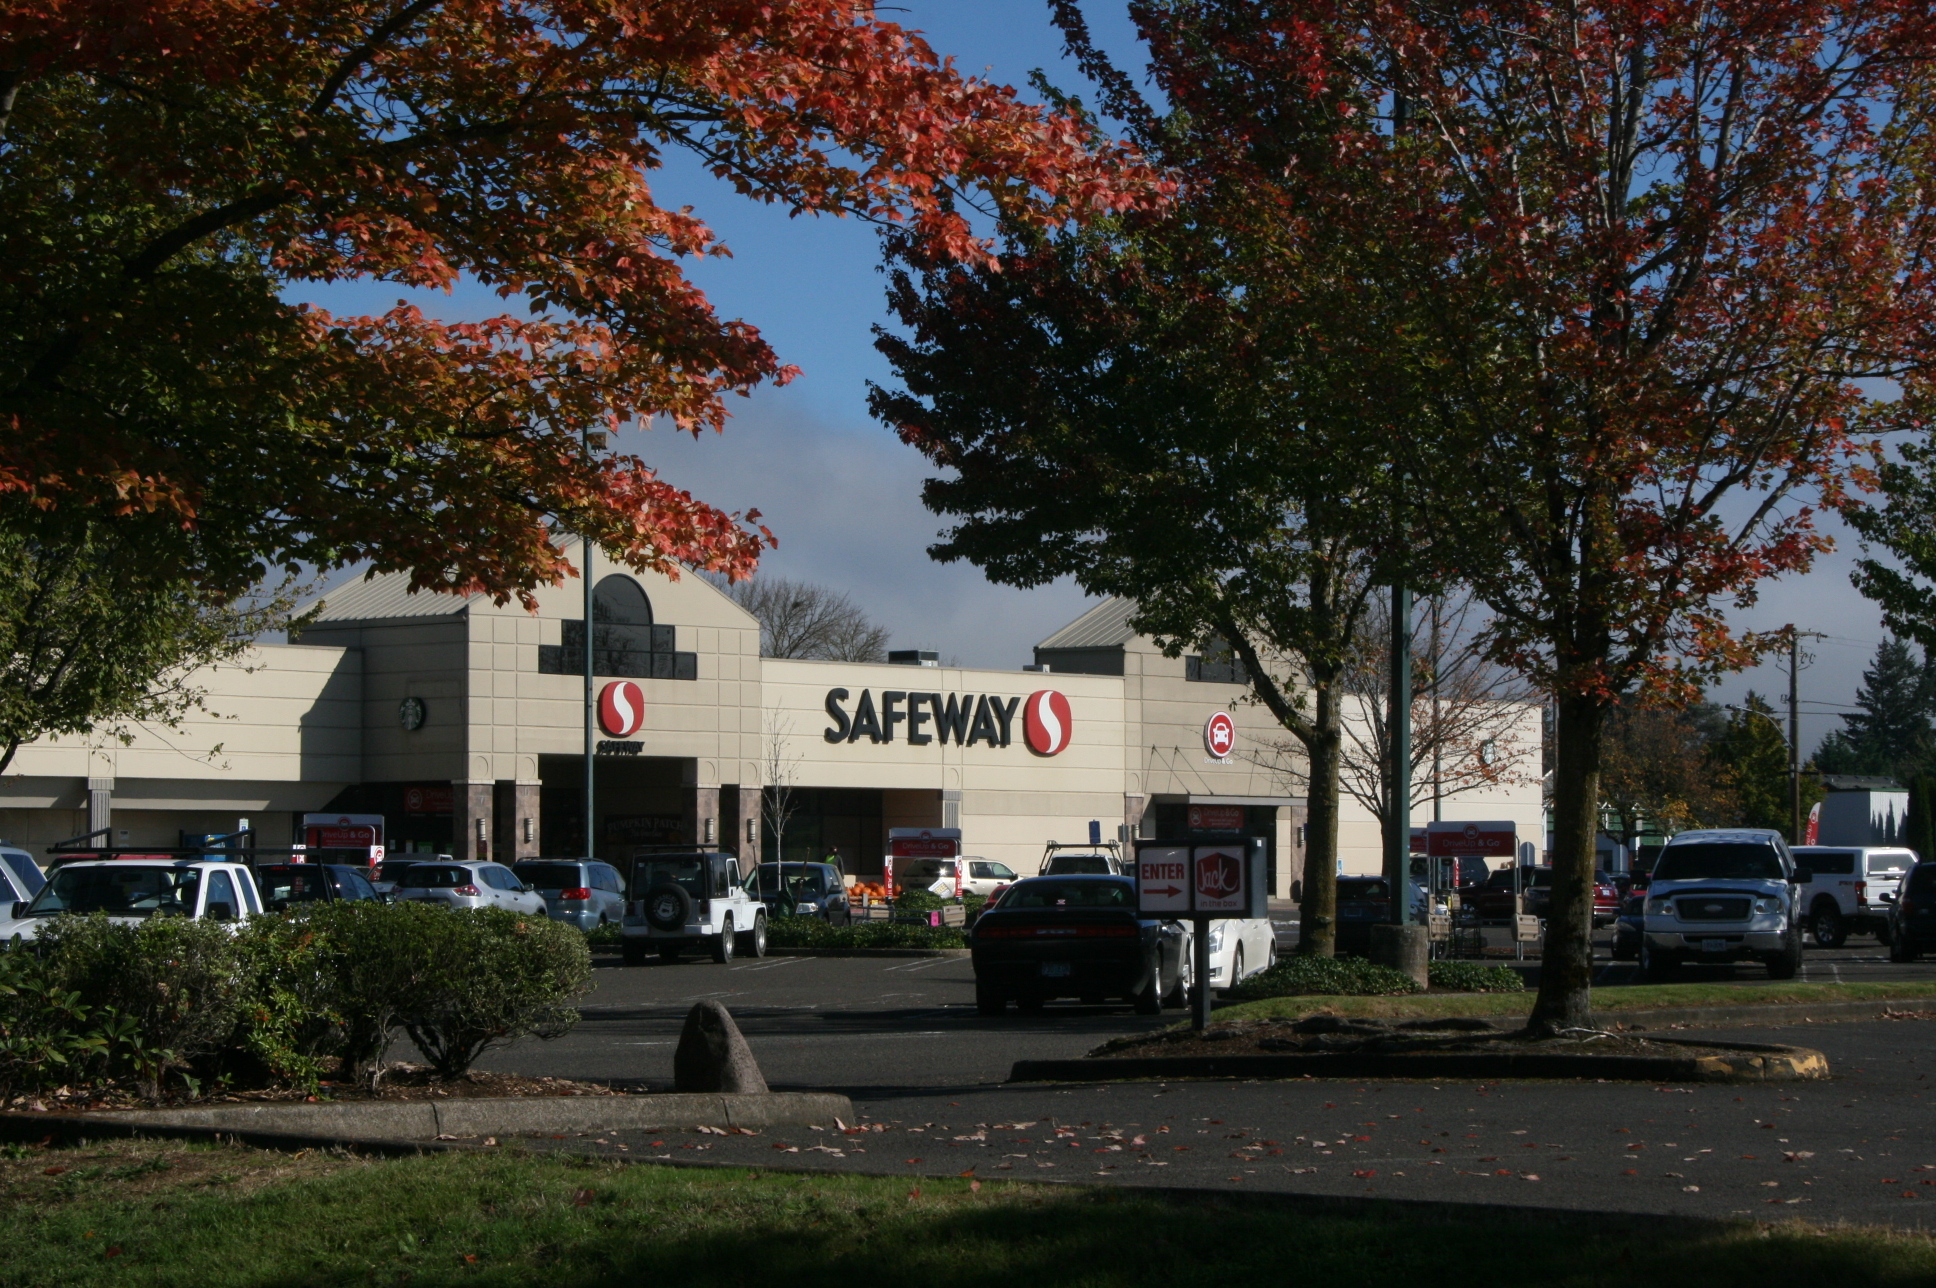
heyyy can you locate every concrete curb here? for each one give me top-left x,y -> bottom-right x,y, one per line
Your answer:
1010,1037 -> 1830,1085
6,1092 -> 853,1143
764,946 -> 970,958
1237,995 -> 1936,1032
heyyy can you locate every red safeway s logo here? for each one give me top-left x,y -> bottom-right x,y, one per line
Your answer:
1023,690 -> 1073,756
1204,711 -> 1236,758
598,680 -> 645,737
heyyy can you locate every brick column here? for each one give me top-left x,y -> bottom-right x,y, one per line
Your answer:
454,781 -> 494,863
683,784 -> 721,852
720,785 -> 760,875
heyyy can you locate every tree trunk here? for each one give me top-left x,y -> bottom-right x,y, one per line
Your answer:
1527,688 -> 1608,1034
1298,682 -> 1345,958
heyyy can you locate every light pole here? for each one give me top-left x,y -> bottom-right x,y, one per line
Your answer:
582,427 -> 598,863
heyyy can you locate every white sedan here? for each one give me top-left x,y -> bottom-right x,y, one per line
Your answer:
1204,916 -> 1277,990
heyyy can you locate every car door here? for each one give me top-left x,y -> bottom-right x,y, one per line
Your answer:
598,864 -> 626,922
504,866 -> 543,913
201,868 -> 241,923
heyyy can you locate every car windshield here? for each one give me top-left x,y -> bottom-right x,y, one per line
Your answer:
26,865 -> 199,917
999,879 -> 1132,909
635,859 -> 705,896
513,863 -> 585,889
255,867 -> 332,907
748,865 -> 827,898
1337,880 -> 1390,900
398,865 -> 474,889
1653,843 -> 1784,882
1043,854 -> 1112,874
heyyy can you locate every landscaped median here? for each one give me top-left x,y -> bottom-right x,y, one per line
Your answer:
1212,978 -> 1936,1025
4,1135 -> 1936,1288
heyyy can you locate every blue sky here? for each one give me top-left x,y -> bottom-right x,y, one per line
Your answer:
297,1 -> 1888,755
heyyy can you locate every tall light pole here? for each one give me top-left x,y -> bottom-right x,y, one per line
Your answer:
1386,583 -> 1412,924
582,427 -> 598,862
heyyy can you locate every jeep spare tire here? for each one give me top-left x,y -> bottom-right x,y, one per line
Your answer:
644,883 -> 694,931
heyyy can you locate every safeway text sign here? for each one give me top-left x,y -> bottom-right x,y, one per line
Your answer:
1425,820 -> 1517,857
1136,840 -> 1267,918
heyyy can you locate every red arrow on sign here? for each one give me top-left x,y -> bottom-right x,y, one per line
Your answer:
1144,886 -> 1183,898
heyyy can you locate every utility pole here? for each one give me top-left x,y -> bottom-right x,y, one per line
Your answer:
1787,629 -> 1800,845
1387,583 -> 1413,925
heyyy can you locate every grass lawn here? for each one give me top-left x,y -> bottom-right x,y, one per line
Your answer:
1214,979 -> 1936,1024
3,1137 -> 1935,1288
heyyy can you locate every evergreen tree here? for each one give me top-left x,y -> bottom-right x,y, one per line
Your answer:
1710,693 -> 1797,836
1812,638 -> 1933,780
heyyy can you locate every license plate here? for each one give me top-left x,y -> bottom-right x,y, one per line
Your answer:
1701,938 -> 1728,953
1040,961 -> 1073,978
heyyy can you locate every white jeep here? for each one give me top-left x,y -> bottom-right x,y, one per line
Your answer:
1640,829 -> 1806,980
1791,846 -> 1914,947
620,850 -> 766,965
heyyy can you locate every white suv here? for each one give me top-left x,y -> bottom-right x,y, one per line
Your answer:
0,858 -> 261,940
621,850 -> 765,965
1791,846 -> 1914,947
1640,829 -> 1806,979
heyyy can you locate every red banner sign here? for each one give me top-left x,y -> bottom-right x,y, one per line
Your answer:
1187,804 -> 1246,831
1425,821 -> 1517,857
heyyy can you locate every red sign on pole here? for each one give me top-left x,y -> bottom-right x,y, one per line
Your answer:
1425,821 -> 1517,857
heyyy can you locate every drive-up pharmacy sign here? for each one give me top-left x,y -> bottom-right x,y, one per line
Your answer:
1134,839 -> 1267,1030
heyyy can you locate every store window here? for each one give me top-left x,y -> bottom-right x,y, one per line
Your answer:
538,575 -> 697,679
1185,637 -> 1248,684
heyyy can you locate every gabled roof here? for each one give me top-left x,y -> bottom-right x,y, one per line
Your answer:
1036,597 -> 1138,651
307,571 -> 477,623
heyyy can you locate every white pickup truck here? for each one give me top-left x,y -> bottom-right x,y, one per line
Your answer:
1790,846 -> 1915,948
0,857 -> 262,940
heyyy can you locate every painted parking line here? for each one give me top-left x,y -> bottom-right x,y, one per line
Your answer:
731,957 -> 806,972
883,958 -> 950,973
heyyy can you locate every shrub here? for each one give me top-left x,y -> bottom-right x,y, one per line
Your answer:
1428,961 -> 1527,993
37,913 -> 249,1096
765,916 -> 966,952
283,900 -> 449,1087
892,888 -> 945,914
396,908 -> 591,1079
0,947 -> 114,1103
1223,953 -> 1423,1001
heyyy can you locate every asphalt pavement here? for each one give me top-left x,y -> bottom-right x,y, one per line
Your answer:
478,928 -> 1936,1229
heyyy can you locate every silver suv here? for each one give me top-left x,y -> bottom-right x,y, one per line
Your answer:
621,850 -> 765,965
391,861 -> 547,916
1640,829 -> 1807,980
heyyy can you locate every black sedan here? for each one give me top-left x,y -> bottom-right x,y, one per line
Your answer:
969,875 -> 1187,1016
1609,891 -> 1645,961
253,862 -> 384,911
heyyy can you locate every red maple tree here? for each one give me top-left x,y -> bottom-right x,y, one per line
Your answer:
0,1 -> 1159,601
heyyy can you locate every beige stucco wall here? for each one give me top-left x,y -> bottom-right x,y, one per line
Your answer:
0,643 -> 361,852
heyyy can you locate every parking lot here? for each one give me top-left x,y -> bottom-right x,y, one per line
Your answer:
477,919 -> 1936,1229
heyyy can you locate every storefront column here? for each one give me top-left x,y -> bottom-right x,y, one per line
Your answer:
493,781 -> 542,862
720,785 -> 759,873
86,777 -> 113,840
454,781 -> 493,863
683,784 -> 720,854
1123,792 -> 1148,842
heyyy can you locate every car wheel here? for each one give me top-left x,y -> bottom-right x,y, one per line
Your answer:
1890,926 -> 1919,962
1163,951 -> 1190,1009
658,945 -> 681,963
1132,962 -> 1163,1015
621,938 -> 646,966
737,911 -> 767,958
1811,903 -> 1846,949
644,883 -> 694,932
975,983 -> 1006,1016
1230,945 -> 1246,988
1766,925 -> 1803,980
1876,919 -> 1894,947
712,915 -> 736,963
1639,938 -> 1677,982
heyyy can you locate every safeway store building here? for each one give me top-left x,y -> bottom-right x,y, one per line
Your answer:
0,564 -> 1540,893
